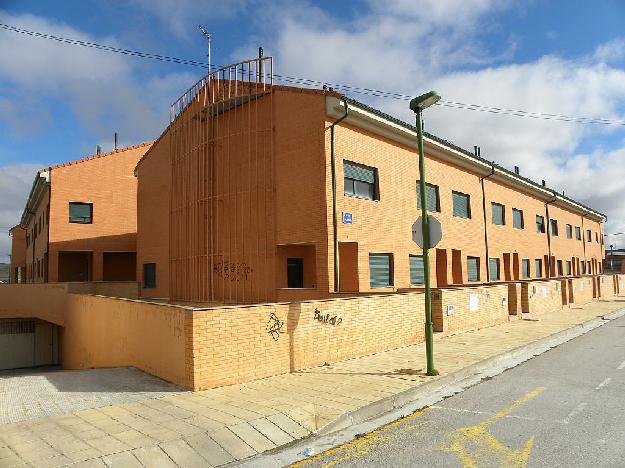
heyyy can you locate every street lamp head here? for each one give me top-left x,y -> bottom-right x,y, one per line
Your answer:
410,91 -> 441,112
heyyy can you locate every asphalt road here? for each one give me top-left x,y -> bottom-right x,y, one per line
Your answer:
297,314 -> 625,468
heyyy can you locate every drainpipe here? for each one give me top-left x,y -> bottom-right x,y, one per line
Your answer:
479,159 -> 495,282
581,213 -> 588,274
545,191 -> 557,278
330,98 -> 349,292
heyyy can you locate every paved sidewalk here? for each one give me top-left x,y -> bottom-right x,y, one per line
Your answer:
0,299 -> 623,467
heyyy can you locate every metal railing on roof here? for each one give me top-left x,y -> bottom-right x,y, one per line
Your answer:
170,56 -> 273,122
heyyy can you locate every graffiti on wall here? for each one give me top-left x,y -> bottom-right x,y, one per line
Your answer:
266,312 -> 284,341
314,308 -> 343,326
213,261 -> 252,282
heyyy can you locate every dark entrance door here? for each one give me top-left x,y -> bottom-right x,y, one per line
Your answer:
287,258 -> 304,288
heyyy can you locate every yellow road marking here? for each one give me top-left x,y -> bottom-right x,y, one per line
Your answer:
434,387 -> 545,468
289,407 -> 431,467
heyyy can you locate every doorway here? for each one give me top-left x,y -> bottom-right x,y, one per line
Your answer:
58,251 -> 92,282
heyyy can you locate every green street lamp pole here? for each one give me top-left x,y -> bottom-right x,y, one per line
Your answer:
410,91 -> 441,377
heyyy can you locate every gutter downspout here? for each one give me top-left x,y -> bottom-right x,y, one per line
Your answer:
480,161 -> 495,282
545,192 -> 557,278
581,213 -> 588,274
330,98 -> 349,292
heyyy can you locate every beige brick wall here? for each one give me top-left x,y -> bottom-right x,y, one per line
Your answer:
188,291 -> 426,390
521,279 -> 563,315
569,276 -> 595,305
617,274 -> 625,296
432,284 -> 510,335
598,275 -> 616,299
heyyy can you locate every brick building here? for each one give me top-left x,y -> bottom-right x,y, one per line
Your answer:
16,142 -> 151,283
135,57 -> 605,305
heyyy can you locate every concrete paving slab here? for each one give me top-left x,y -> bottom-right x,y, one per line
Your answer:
249,418 -> 294,446
131,446 -> 177,467
209,427 -> 257,460
266,413 -> 311,439
101,451 -> 143,468
229,422 -> 276,453
185,433 -> 235,466
160,439 -> 208,467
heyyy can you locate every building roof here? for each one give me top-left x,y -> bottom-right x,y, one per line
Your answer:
342,96 -> 606,220
20,142 -> 152,227
40,141 -> 153,173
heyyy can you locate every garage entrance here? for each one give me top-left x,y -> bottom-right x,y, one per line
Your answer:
58,251 -> 92,282
0,319 -> 59,370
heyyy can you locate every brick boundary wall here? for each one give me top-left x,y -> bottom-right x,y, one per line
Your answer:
188,292 -> 427,390
569,276 -> 595,305
521,279 -> 563,316
431,284 -> 510,336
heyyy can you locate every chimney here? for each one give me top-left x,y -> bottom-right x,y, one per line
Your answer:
474,145 -> 478,156
514,166 -> 519,175
96,145 -> 101,156
478,147 -> 481,157
114,132 -> 119,150
541,180 -> 546,187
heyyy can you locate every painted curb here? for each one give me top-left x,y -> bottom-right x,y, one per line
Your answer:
235,306 -> 625,467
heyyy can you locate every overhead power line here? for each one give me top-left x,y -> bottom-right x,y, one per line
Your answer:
3,22 -> 625,127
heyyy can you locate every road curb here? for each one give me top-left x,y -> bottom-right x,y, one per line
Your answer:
237,307 -> 625,467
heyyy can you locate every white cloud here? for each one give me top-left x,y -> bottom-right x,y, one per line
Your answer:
128,0 -> 249,39
0,11 -> 199,142
252,0 -> 625,244
0,163 -> 41,263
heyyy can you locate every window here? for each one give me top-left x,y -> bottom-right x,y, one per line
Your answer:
512,208 -> 524,229
557,260 -> 563,276
467,256 -> 480,282
550,219 -> 558,236
595,232 -> 599,243
522,259 -> 530,278
489,258 -> 500,281
536,215 -> 545,233
69,202 -> 93,224
586,229 -> 592,242
575,226 -> 581,240
416,182 -> 440,212
287,258 -> 304,288
566,224 -> 572,239
566,261 -> 572,276
535,259 -> 543,277
409,255 -> 424,285
581,261 -> 586,275
143,263 -> 156,288
344,161 -> 378,200
587,260 -> 591,273
452,191 -> 471,218
491,203 -> 505,225
369,254 -> 393,288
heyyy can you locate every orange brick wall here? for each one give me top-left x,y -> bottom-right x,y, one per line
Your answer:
136,133 -> 171,299
569,276 -> 595,305
9,227 -> 26,283
432,284 -> 510,335
188,292 -> 426,390
47,144 -> 149,282
24,187 -> 50,283
521,279 -> 563,315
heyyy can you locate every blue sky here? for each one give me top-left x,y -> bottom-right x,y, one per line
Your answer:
2,0 -> 625,260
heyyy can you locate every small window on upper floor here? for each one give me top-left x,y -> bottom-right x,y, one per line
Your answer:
535,258 -> 543,277
512,208 -> 524,229
566,224 -> 573,239
69,202 -> 93,224
522,259 -> 530,278
586,229 -> 592,242
491,203 -> 505,225
489,257 -> 501,281
550,219 -> 559,236
566,261 -> 572,276
452,191 -> 471,218
575,226 -> 581,240
344,161 -> 378,200
595,232 -> 599,243
417,182 -> 440,212
536,215 -> 545,233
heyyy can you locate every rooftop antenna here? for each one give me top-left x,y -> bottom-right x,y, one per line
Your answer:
198,25 -> 212,74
